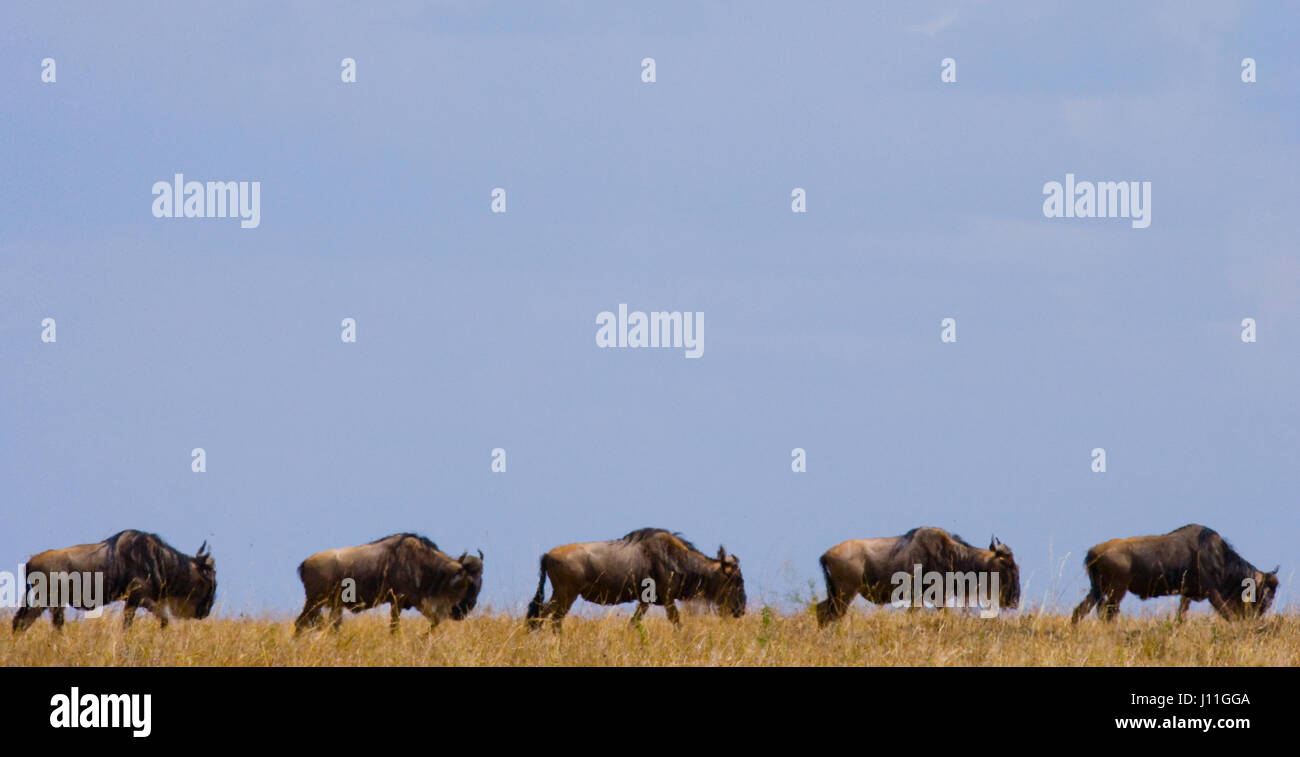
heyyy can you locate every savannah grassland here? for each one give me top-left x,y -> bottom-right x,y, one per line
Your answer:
3,607 -> 1298,666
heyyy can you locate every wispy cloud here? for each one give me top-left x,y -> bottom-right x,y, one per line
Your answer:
908,11 -> 958,36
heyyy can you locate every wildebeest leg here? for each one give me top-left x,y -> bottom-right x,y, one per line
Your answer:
526,600 -> 548,631
12,605 -> 45,633
1176,595 -> 1191,623
1206,588 -> 1236,620
630,601 -> 650,624
544,589 -> 577,632
389,602 -> 402,634
815,583 -> 853,628
663,599 -> 681,628
141,598 -> 170,629
1071,587 -> 1101,624
1098,588 -> 1125,622
122,598 -> 141,629
122,580 -> 149,629
416,597 -> 448,634
328,596 -> 344,632
293,597 -> 324,636
50,607 -> 66,631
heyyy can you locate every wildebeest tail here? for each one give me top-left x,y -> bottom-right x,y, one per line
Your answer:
814,552 -> 843,626
1081,548 -> 1104,601
819,553 -> 834,599
526,554 -> 549,620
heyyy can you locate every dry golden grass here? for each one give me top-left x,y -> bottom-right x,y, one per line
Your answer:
3,606 -> 1298,666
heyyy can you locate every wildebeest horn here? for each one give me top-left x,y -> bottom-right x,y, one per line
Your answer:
717,545 -> 726,561
1271,565 -> 1280,575
477,549 -> 484,561
197,540 -> 208,556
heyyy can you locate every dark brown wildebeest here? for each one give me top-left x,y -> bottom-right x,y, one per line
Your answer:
1071,524 -> 1279,623
294,533 -> 483,634
12,529 -> 216,632
816,527 -> 1020,627
525,528 -> 746,631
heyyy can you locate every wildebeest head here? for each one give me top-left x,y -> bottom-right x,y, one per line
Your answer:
712,546 -> 746,618
988,536 -> 1020,609
450,549 -> 484,621
178,541 -> 217,619
1210,530 -> 1280,619
1240,565 -> 1279,618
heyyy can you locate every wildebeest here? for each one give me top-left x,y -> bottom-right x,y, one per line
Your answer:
1071,524 -> 1279,623
12,529 -> 216,632
816,527 -> 1021,627
294,533 -> 483,634
525,528 -> 746,631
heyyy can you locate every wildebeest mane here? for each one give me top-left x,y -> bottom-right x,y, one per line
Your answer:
892,527 -> 985,569
896,527 -> 974,548
370,532 -> 440,552
621,528 -> 725,599
621,527 -> 701,555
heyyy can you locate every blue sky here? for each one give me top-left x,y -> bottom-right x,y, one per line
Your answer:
2,1 -> 1297,618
